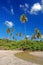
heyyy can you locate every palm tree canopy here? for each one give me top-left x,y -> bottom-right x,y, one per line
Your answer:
7,28 -> 10,34
31,28 -> 42,40
37,32 -> 41,38
31,34 -> 36,40
35,28 -> 39,34
35,28 -> 41,38
20,14 -> 28,23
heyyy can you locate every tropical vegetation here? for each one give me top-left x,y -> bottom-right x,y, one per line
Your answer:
0,39 -> 43,51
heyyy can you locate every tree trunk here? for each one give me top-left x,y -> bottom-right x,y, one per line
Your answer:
24,23 -> 26,45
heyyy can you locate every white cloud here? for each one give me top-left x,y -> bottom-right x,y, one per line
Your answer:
30,3 -> 42,14
2,6 -> 14,15
41,0 -> 43,4
41,0 -> 43,12
2,7 -> 10,13
20,2 -> 43,15
20,3 -> 29,8
25,3 -> 29,8
20,3 -> 29,13
11,8 -> 14,15
5,21 -> 14,28
26,35 -> 30,38
20,4 -> 24,8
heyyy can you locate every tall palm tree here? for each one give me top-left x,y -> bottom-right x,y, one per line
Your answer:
11,27 -> 15,40
20,14 -> 28,38
6,28 -> 10,41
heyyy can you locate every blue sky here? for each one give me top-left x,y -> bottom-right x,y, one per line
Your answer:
0,0 -> 43,40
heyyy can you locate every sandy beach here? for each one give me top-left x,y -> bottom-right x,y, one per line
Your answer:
0,50 -> 39,65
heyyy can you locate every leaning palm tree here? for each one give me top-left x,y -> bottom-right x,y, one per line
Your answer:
20,14 -> 28,38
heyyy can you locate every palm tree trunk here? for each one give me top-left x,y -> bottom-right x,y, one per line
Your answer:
24,23 -> 26,37
24,23 -> 26,45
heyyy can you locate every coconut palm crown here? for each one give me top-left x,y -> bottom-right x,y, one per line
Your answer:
20,14 -> 28,23
7,28 -> 10,34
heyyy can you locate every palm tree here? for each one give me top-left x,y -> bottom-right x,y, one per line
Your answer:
35,28 -> 39,34
35,28 -> 41,39
10,33 -> 14,40
11,27 -> 15,40
6,27 -> 15,40
16,33 -> 19,36
37,32 -> 41,39
6,28 -> 10,42
19,32 -> 22,37
31,34 -> 36,40
11,27 -> 15,32
24,36 -> 29,40
6,28 -> 10,34
20,14 -> 28,38
31,28 -> 41,41
12,35 -> 15,40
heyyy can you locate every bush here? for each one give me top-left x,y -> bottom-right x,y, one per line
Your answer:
0,39 -> 43,51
